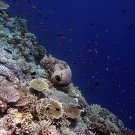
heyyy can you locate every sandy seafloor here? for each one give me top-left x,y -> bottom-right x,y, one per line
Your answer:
0,2 -> 135,135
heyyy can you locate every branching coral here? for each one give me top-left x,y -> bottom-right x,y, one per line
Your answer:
15,113 -> 35,134
38,120 -> 58,135
89,104 -> 102,117
54,116 -> 71,127
0,113 -> 19,134
21,95 -> 38,116
63,83 -> 82,98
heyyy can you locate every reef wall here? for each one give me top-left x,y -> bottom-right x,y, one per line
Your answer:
0,4 -> 135,135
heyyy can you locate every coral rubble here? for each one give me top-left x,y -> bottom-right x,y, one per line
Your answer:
0,9 -> 134,135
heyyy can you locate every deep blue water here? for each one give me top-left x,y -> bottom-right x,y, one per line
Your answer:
5,0 -> 135,130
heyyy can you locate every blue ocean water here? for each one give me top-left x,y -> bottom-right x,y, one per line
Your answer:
6,0 -> 135,130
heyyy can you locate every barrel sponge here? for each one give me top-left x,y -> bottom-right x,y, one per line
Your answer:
30,79 -> 49,91
50,66 -> 72,87
64,103 -> 80,119
36,98 -> 63,119
40,56 -> 72,87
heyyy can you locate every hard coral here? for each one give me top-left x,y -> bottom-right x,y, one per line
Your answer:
0,65 -> 15,81
48,89 -> 75,108
15,113 -> 34,134
21,95 -> 38,116
0,86 -> 20,103
30,78 -> 49,91
123,129 -> 135,135
36,98 -> 63,120
25,33 -> 36,39
33,45 -> 45,64
0,100 -> 7,114
13,96 -> 28,107
64,103 -> 80,119
40,55 -> 58,71
38,120 -> 58,135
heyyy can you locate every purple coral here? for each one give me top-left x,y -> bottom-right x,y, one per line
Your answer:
0,65 -> 15,81
0,86 -> 20,103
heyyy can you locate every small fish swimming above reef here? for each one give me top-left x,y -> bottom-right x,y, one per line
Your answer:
4,48 -> 12,54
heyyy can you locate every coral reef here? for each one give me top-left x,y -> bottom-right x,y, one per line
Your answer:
0,8 -> 134,135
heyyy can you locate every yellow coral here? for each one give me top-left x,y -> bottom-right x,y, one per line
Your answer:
36,98 -> 63,119
30,79 -> 49,91
38,120 -> 58,135
64,103 -> 80,119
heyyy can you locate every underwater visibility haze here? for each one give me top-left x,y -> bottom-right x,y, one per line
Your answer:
0,0 -> 135,134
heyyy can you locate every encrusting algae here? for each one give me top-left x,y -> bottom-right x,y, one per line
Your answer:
0,1 -> 135,135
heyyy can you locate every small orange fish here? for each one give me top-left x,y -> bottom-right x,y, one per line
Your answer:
82,45 -> 86,48
15,2 -> 19,6
82,62 -> 86,64
88,81 -> 90,86
25,12 -> 29,14
89,61 -> 92,64
69,28 -> 72,32
31,5 -> 36,9
6,15 -> 11,18
39,21 -> 44,24
88,50 -> 92,52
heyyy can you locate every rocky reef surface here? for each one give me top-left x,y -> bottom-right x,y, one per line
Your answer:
0,7 -> 135,135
